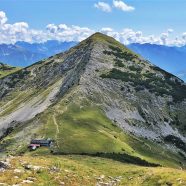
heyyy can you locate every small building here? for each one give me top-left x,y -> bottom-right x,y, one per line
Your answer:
28,139 -> 53,150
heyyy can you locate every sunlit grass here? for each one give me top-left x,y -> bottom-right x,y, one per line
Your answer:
0,155 -> 186,186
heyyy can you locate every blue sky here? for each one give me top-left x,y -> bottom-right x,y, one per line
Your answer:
0,0 -> 186,45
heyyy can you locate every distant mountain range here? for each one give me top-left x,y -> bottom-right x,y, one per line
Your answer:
0,40 -> 77,67
128,43 -> 186,81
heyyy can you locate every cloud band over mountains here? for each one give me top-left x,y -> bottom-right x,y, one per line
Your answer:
0,11 -> 186,46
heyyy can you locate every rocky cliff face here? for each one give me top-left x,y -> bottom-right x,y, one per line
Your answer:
0,33 -> 186,167
0,38 -> 91,137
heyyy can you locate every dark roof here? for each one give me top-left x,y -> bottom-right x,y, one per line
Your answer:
31,139 -> 52,144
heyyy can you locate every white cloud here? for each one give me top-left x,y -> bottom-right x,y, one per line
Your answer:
46,24 -> 58,33
46,24 -> 94,42
160,33 -> 169,45
182,32 -> 186,40
113,0 -> 135,12
99,28 -> 186,46
1,10 -> 186,46
167,28 -> 174,34
0,11 -> 95,43
58,24 -> 68,30
101,27 -> 113,33
0,11 -> 7,25
94,2 -> 112,12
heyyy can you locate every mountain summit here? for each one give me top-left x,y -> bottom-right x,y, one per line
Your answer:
0,33 -> 186,168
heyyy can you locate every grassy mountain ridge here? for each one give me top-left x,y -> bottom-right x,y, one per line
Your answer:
0,32 -> 186,172
0,62 -> 21,78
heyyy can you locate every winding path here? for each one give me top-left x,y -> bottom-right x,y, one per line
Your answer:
53,114 -> 60,148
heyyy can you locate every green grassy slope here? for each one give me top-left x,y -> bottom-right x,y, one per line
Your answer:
0,62 -> 21,78
39,98 -> 186,168
2,92 -> 185,169
0,155 -> 186,186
